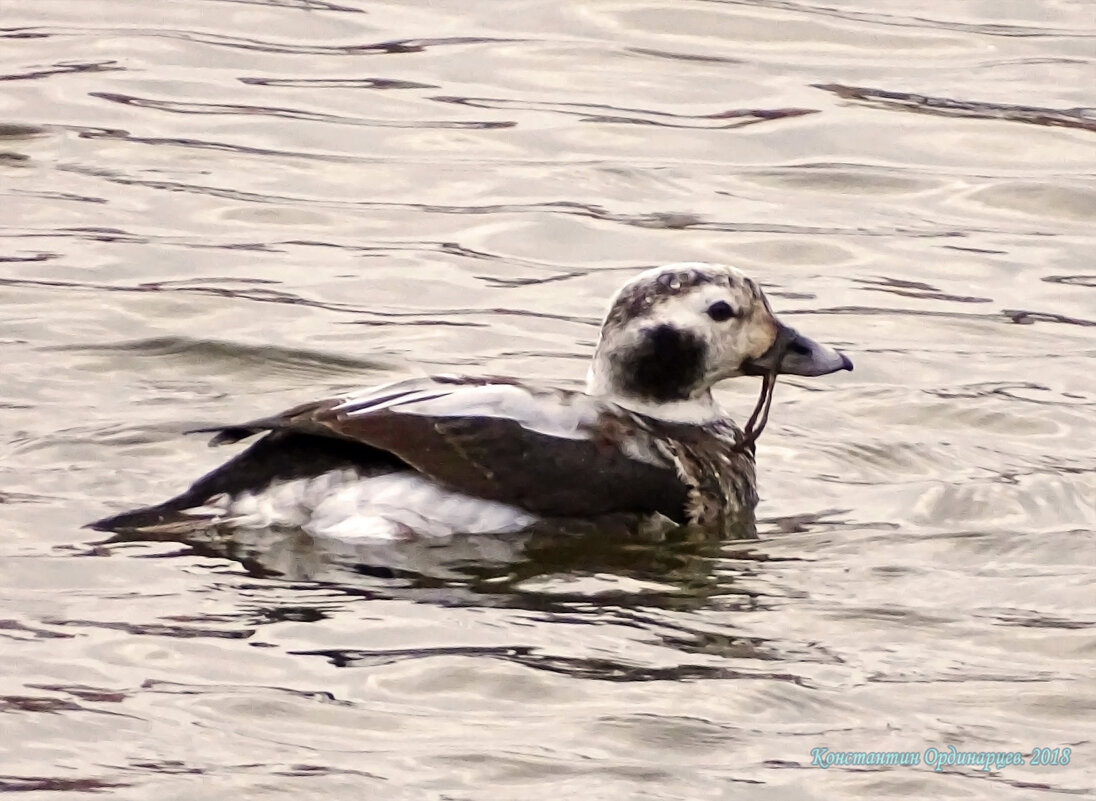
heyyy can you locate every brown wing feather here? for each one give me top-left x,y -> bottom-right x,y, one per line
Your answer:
192,392 -> 690,521
322,410 -> 688,519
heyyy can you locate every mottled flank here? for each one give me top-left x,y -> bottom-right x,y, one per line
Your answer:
655,419 -> 758,527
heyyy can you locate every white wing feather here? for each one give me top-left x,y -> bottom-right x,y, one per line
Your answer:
334,377 -> 597,441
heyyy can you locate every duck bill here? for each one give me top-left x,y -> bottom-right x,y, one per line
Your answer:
743,321 -> 853,377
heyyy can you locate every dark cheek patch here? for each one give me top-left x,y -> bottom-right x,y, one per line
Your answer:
615,324 -> 707,403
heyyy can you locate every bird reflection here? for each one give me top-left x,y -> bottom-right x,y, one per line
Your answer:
101,513 -> 761,613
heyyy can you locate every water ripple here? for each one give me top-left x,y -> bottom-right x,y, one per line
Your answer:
0,59 -> 123,81
91,91 -> 515,130
816,83 -> 1096,133
1,27 -> 525,57
240,76 -> 438,90
433,96 -> 817,129
4,0 -> 1096,797
714,0 -> 1096,38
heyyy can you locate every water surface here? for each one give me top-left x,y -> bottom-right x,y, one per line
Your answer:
2,0 -> 1094,797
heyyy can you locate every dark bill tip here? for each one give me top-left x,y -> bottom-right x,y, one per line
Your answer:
744,323 -> 853,377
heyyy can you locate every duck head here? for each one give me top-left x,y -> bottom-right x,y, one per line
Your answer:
587,262 -> 852,419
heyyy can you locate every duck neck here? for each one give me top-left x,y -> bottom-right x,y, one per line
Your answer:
586,355 -> 721,424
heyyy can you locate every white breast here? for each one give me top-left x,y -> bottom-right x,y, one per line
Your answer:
192,471 -> 538,541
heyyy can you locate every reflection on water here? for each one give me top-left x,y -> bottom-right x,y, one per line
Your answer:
96,515 -> 753,610
93,516 -> 828,687
2,0 -> 1095,797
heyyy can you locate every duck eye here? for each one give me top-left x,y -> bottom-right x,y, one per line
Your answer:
706,300 -> 737,322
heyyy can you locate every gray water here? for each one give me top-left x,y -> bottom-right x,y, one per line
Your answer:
2,1 -> 1095,798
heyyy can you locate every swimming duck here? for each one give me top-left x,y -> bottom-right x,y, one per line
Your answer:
89,263 -> 852,540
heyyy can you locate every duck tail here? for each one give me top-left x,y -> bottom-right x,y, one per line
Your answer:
85,498 -> 220,535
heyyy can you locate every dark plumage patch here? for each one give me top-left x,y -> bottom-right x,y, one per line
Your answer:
614,324 -> 707,403
87,432 -> 405,532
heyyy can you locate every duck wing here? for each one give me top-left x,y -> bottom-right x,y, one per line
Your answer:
192,375 -> 690,521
